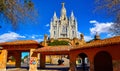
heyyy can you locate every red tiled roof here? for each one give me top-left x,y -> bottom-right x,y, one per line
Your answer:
0,40 -> 38,46
34,36 -> 120,53
71,36 -> 120,50
34,46 -> 71,53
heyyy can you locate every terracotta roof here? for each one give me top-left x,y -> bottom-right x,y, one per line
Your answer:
34,36 -> 120,53
71,36 -> 120,50
34,46 -> 71,53
0,40 -> 38,46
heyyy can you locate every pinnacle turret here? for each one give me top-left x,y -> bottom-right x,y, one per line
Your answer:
94,32 -> 100,40
61,2 -> 67,20
71,11 -> 74,17
53,11 -> 58,21
53,12 -> 57,18
70,11 -> 75,20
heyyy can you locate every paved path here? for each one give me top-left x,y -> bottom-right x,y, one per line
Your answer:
7,68 -> 61,71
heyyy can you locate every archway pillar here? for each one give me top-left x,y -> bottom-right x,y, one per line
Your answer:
88,54 -> 95,71
29,49 -> 38,71
89,60 -> 94,71
113,60 -> 120,71
69,54 -> 77,71
40,53 -> 46,68
15,51 -> 21,68
0,50 -> 8,71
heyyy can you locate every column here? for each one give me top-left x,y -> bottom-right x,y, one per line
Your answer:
29,49 -> 38,71
0,50 -> 8,71
69,54 -> 77,71
15,52 -> 21,68
40,53 -> 45,68
89,60 -> 94,71
113,60 -> 120,71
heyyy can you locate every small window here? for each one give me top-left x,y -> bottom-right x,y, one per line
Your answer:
54,31 -> 56,35
72,31 -> 74,34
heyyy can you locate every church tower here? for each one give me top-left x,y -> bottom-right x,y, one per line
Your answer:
50,3 -> 78,39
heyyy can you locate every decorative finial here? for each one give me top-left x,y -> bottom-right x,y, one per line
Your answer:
94,32 -> 100,40
80,34 -> 84,40
71,11 -> 74,17
44,34 -> 48,41
53,11 -> 57,17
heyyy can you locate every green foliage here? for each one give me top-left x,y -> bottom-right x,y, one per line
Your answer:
21,55 -> 28,63
24,55 -> 28,59
9,56 -> 16,62
21,59 -> 24,63
48,40 -> 69,46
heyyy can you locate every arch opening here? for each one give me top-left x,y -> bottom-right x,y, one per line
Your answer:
7,56 -> 16,68
94,51 -> 113,71
21,52 -> 30,68
76,53 -> 90,71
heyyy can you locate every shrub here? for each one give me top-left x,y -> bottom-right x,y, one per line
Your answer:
48,40 -> 69,46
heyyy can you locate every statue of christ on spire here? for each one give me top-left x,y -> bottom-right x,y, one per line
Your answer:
61,2 -> 65,7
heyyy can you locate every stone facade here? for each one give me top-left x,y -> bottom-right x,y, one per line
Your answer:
50,3 -> 78,39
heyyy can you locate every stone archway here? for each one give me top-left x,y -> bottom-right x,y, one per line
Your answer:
94,51 -> 113,71
76,53 -> 89,71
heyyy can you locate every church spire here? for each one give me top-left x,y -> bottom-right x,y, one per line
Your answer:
61,2 -> 66,19
53,11 -> 57,20
53,12 -> 57,18
71,11 -> 74,17
70,11 -> 75,20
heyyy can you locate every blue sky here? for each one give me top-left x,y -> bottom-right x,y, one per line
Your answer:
0,0 -> 114,58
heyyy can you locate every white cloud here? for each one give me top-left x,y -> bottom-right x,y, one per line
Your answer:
35,38 -> 43,42
0,32 -> 44,43
84,36 -> 93,41
31,36 -> 35,39
45,24 -> 49,27
0,31 -> 26,42
90,20 -> 113,34
29,34 -> 43,42
90,20 -> 98,24
31,35 -> 42,39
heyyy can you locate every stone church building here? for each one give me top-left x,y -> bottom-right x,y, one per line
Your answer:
41,3 -> 86,46
50,3 -> 78,39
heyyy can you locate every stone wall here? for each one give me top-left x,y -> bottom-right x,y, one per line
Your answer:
0,50 -> 7,71
113,60 -> 120,71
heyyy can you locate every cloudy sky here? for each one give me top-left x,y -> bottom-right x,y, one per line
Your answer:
0,0 -> 114,42
0,0 -> 115,58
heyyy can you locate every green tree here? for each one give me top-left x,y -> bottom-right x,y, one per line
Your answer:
48,40 -> 69,46
95,0 -> 120,35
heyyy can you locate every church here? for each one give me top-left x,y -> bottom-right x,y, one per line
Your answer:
50,3 -> 78,39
